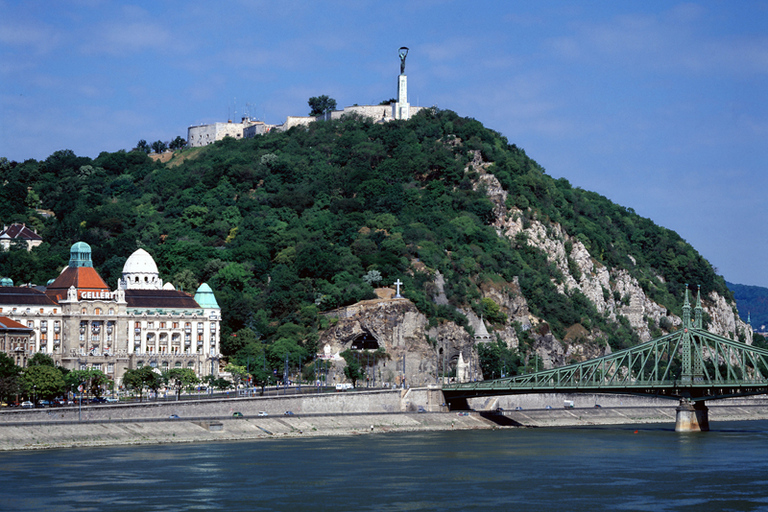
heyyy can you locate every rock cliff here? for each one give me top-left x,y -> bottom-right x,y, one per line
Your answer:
317,150 -> 750,384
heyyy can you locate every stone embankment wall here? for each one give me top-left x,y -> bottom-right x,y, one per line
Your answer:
2,389 -> 768,451
0,388 -> 444,424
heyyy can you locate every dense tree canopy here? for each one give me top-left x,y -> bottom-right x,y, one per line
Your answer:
0,108 -> 730,373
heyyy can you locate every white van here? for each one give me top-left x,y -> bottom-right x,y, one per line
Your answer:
564,400 -> 575,409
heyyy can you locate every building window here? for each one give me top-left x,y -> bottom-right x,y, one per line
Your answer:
107,364 -> 114,374
81,307 -> 87,314
108,308 -> 114,315
94,307 -> 101,315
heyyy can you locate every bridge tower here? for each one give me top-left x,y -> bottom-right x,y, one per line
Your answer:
675,285 -> 709,432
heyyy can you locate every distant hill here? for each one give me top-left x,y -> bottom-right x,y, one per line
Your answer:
727,282 -> 768,331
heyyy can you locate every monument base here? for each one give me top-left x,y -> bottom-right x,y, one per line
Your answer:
675,400 -> 709,432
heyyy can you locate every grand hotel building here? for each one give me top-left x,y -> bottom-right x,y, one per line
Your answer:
0,242 -> 221,387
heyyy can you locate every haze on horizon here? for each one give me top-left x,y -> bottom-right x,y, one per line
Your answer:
1,1 -> 766,289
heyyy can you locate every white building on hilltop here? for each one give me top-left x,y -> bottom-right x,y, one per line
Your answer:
189,48 -> 424,147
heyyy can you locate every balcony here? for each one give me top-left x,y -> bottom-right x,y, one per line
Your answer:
134,328 -> 141,333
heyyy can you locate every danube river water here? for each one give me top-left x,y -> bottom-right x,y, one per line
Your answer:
4,420 -> 768,511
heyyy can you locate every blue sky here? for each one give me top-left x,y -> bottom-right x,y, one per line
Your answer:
1,1 -> 767,288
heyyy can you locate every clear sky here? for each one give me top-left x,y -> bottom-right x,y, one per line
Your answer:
1,1 -> 767,287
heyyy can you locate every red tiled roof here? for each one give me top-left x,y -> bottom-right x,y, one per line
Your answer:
124,290 -> 200,309
45,267 -> 110,302
0,316 -> 32,331
0,287 -> 58,306
0,223 -> 42,241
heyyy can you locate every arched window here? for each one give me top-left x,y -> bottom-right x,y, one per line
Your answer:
81,307 -> 87,314
175,362 -> 182,368
94,308 -> 101,315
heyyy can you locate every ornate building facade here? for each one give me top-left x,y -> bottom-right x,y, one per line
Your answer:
0,243 -> 221,387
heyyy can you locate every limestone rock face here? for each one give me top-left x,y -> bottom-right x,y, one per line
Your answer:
317,151 -> 750,382
470,155 -> 751,363
320,298 -> 476,387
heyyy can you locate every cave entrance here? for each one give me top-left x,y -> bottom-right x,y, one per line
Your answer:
349,329 -> 380,350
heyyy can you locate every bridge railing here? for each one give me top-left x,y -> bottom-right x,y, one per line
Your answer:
445,327 -> 768,398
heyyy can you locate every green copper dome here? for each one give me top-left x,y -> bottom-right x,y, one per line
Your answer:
69,241 -> 93,268
194,283 -> 219,309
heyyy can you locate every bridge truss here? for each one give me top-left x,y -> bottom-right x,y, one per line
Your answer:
443,287 -> 768,405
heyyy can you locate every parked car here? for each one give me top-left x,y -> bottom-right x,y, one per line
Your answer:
169,414 -> 180,419
91,397 -> 107,404
232,412 -> 243,418
38,400 -> 52,407
258,411 -> 268,417
21,401 -> 34,409
105,397 -> 119,403
417,406 -> 426,413
284,411 -> 294,416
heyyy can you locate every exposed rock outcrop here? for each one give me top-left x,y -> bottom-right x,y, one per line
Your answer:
317,150 -> 750,384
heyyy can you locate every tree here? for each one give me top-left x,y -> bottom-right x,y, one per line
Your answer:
151,140 -> 168,154
169,136 -> 187,150
0,353 -> 21,404
224,363 -> 248,391
340,350 -> 365,388
308,95 -> 337,116
202,374 -> 230,392
163,368 -> 199,400
27,352 -> 55,367
135,139 -> 150,154
123,366 -> 160,402
22,365 -> 65,401
250,361 -> 274,396
362,270 -> 382,285
65,369 -> 109,398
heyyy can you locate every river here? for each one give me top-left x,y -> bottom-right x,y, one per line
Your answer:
4,420 -> 768,511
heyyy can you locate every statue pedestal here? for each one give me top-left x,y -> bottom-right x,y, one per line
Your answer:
394,74 -> 410,120
675,400 -> 709,432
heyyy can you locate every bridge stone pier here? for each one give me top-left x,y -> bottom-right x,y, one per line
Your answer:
675,400 -> 709,432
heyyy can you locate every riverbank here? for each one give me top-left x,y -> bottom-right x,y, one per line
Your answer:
4,403 -> 768,451
4,389 -> 768,451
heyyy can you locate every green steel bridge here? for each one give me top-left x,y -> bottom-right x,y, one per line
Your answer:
443,287 -> 768,431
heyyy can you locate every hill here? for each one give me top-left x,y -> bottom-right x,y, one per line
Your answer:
0,109 -> 750,379
727,281 -> 768,331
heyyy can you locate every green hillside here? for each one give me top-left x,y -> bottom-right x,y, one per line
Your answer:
727,281 -> 768,331
0,108 -> 730,371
